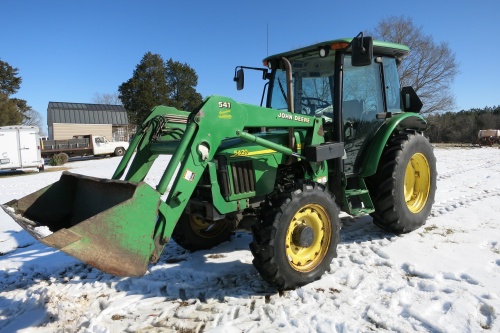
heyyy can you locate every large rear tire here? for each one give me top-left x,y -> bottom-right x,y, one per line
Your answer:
250,181 -> 340,290
171,213 -> 235,251
368,130 -> 437,234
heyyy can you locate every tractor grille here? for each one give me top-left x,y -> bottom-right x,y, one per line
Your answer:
231,161 -> 256,194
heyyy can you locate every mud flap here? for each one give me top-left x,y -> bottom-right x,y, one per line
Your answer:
1,171 -> 168,277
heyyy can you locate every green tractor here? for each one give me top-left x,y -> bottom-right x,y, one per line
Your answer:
2,34 -> 436,289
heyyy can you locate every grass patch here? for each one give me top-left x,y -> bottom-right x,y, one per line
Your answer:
424,225 -> 439,233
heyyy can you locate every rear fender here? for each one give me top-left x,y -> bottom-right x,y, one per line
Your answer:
357,113 -> 427,177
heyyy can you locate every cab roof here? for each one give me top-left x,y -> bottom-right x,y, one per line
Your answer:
263,38 -> 410,62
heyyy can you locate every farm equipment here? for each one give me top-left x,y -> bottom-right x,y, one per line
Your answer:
2,34 -> 436,289
477,129 -> 500,146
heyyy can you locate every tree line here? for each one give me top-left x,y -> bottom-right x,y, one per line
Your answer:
425,106 -> 500,143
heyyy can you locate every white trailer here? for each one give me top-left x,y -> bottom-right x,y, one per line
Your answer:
0,126 -> 44,171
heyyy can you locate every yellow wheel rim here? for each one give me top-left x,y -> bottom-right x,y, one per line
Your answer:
189,215 -> 227,239
285,204 -> 332,272
404,153 -> 431,213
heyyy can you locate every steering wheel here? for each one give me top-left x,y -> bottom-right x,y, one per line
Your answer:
301,97 -> 330,109
300,97 -> 331,115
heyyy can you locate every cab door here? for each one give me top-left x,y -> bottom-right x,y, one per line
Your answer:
342,56 -> 385,175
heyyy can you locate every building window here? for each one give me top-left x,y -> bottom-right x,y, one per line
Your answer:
113,127 -> 126,141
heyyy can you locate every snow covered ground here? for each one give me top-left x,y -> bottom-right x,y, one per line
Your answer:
1,147 -> 499,333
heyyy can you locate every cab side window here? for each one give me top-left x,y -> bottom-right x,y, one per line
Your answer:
382,57 -> 402,113
343,55 -> 384,122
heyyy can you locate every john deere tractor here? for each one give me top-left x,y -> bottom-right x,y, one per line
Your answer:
2,34 -> 436,289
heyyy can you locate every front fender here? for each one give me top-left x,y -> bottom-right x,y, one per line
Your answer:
357,113 -> 427,177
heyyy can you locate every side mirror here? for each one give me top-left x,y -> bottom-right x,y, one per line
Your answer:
401,86 -> 423,113
233,68 -> 244,90
351,36 -> 373,67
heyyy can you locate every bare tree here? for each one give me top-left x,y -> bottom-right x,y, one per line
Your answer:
22,107 -> 44,127
92,92 -> 122,105
368,16 -> 459,113
17,106 -> 46,136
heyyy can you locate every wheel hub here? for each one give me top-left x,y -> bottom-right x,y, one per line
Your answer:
291,225 -> 314,248
404,152 -> 431,213
285,204 -> 332,272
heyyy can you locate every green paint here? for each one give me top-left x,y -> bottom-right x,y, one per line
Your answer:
357,113 -> 428,177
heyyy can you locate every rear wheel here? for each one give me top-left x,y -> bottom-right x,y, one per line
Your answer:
250,181 -> 340,289
171,213 -> 235,251
368,130 -> 436,234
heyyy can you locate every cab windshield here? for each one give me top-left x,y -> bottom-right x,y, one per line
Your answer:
269,55 -> 335,120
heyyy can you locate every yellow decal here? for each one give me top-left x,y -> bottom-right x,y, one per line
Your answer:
277,112 -> 310,124
293,115 -> 311,123
219,109 -> 232,119
232,149 -> 249,156
231,149 -> 276,157
278,112 -> 293,120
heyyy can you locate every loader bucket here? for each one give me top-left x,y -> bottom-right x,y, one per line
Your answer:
1,171 -> 165,277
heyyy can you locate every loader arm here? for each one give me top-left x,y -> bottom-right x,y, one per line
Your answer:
111,96 -> 321,261
2,95 -> 322,277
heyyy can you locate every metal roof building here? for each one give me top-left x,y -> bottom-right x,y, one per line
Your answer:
47,102 -> 128,125
47,102 -> 129,141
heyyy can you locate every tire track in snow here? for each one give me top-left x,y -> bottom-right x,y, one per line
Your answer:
436,160 -> 497,181
432,150 -> 500,217
430,186 -> 500,218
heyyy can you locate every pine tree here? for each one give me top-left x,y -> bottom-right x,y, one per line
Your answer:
119,52 -> 170,126
0,60 -> 28,126
165,58 -> 203,111
0,60 -> 21,96
118,53 -> 203,126
0,93 -> 22,125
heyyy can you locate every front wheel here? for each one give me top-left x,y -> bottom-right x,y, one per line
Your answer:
250,182 -> 340,290
171,213 -> 235,251
368,130 -> 437,234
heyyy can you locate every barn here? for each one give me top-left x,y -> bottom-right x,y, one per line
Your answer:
47,102 -> 129,141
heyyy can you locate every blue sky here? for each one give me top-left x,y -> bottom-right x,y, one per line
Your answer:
2,0 -> 500,132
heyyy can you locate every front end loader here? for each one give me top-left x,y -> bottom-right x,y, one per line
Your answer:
2,34 -> 436,289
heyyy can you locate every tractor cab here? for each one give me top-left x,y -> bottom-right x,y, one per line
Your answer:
235,34 -> 425,216
236,35 -> 420,176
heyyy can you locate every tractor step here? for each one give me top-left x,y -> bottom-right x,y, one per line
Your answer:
349,207 -> 375,215
345,189 -> 369,196
342,176 -> 374,216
